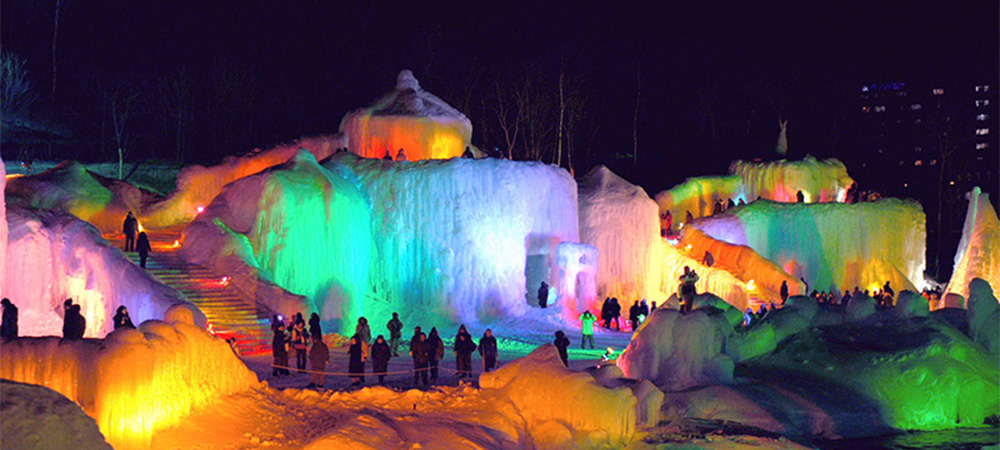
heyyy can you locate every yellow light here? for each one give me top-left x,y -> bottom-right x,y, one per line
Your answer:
747,279 -> 756,291
138,223 -> 144,233
172,240 -> 180,248
685,244 -> 693,251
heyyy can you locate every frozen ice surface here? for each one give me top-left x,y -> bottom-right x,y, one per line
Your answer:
0,316 -> 259,450
143,135 -> 345,228
694,199 -> 926,295
340,70 -> 472,161
0,379 -> 113,450
945,187 -> 1000,303
618,307 -> 734,391
3,204 -> 199,337
579,166 -> 664,304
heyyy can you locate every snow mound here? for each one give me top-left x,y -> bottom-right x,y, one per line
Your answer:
966,278 -> 999,354
4,204 -> 200,337
0,320 -> 259,449
618,308 -> 734,391
1,379 -> 113,450
694,199 -> 926,295
945,187 -> 1000,303
579,166 -> 664,303
340,70 -> 472,161
142,135 -> 344,227
480,344 -> 637,448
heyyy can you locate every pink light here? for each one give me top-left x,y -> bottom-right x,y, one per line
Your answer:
219,276 -> 230,287
196,206 -> 205,214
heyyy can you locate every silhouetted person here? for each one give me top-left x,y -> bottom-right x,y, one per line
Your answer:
639,299 -> 649,320
410,331 -> 429,385
63,300 -> 86,340
272,322 -> 290,376
454,325 -> 477,379
136,232 -> 151,268
600,297 -> 612,328
537,281 -> 549,308
462,146 -> 474,158
702,251 -> 714,267
387,312 -> 403,356
371,335 -> 391,384
479,329 -> 498,372
554,331 -> 570,367
609,298 -> 621,329
629,301 -> 641,330
123,212 -> 138,252
113,306 -> 135,329
796,190 -> 805,203
1,298 -> 18,341
348,334 -> 366,385
396,148 -> 407,161
383,149 -> 393,161
679,266 -> 699,313
309,313 -> 322,342
291,320 -> 309,373
780,280 -> 789,304
427,327 -> 444,382
579,311 -> 595,348
356,317 -> 372,345
308,337 -> 329,388
882,281 -> 895,300
727,198 -> 736,210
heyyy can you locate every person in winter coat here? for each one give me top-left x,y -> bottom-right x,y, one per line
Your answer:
387,312 -> 403,356
136,232 -> 152,268
478,329 -> 498,372
426,327 -> 444,382
308,337 -> 329,388
537,281 -> 549,308
410,331 -> 429,385
600,297 -> 612,328
453,325 -> 477,379
123,211 -> 138,252
308,313 -> 322,342
348,334 -> 366,386
579,311 -> 595,348
113,306 -> 135,330
356,317 -> 372,345
609,298 -> 621,330
272,322 -> 290,376
554,330 -> 570,367
371,335 -> 392,384
780,280 -> 789,304
63,300 -> 86,340
629,301 -> 641,330
1,298 -> 18,341
291,321 -> 310,373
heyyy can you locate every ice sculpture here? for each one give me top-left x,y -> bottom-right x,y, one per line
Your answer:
339,70 -> 472,161
661,240 -> 755,311
4,204 -> 200,337
945,187 -> 999,303
0,315 -> 258,450
693,199 -> 926,295
579,166 -> 664,302
655,156 -> 854,224
554,242 -> 599,320
142,135 -> 345,228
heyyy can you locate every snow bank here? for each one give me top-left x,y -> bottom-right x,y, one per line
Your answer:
480,345 -> 637,448
0,379 -> 113,450
679,227 -> 805,304
579,166 -> 664,304
340,70 -> 472,161
694,199 -> 926,294
329,153 -> 580,328
142,135 -> 345,228
4,204 -> 200,337
945,187 -> 1000,303
730,156 -> 853,203
618,308 -> 734,391
0,318 -> 259,450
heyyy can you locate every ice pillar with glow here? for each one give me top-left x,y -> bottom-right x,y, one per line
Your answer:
945,187 -> 1000,303
555,242 -> 599,319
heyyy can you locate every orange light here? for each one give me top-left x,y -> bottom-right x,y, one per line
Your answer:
172,240 -> 180,248
219,276 -> 230,287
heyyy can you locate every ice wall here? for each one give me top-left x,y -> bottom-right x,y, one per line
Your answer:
340,70 -> 472,161
0,316 -> 259,450
654,175 -> 742,224
730,156 -> 853,203
694,199 -> 926,294
555,242 -> 599,320
142,135 -> 345,228
579,166 -> 664,303
945,187 -> 1000,303
679,227 -> 805,303
331,153 -> 580,327
4,204 -> 200,337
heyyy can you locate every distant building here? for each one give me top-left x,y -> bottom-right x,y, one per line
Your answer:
856,80 -> 998,279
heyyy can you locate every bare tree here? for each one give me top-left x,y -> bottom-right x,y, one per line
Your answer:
51,0 -> 64,98
158,69 -> 193,164
1,52 -> 37,126
493,79 -> 522,159
100,82 -> 140,179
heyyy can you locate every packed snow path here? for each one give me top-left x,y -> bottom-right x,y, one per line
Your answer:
106,227 -> 272,356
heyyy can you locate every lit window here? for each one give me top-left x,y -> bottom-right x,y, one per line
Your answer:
862,106 -> 871,113
930,159 -> 938,165
875,105 -> 886,112
976,99 -> 990,107
977,114 -> 988,121
933,88 -> 944,95
911,104 -> 922,110
904,183 -> 909,188
976,143 -> 989,150
976,85 -> 990,93
914,160 -> 923,166
976,128 -> 990,136
862,85 -> 869,92
914,146 -> 922,152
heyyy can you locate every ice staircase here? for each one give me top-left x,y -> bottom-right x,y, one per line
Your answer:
110,227 -> 272,356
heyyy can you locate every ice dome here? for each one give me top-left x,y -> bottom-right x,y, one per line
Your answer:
339,70 -> 473,161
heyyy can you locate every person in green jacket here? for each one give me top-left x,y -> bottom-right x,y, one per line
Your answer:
579,310 -> 596,349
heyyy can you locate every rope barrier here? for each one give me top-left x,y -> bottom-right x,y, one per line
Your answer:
268,362 -> 475,377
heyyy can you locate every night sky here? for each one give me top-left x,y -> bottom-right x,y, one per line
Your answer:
2,0 -> 997,192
